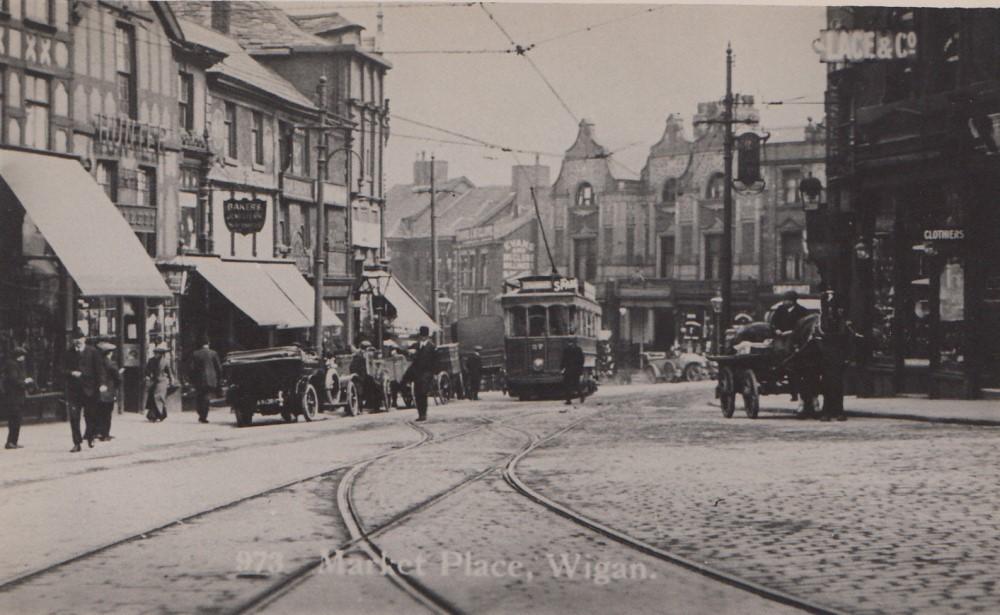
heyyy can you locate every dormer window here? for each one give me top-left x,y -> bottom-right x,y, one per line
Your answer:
706,173 -> 725,200
662,178 -> 678,203
576,183 -> 594,207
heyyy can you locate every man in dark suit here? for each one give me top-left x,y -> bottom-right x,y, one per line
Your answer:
404,326 -> 436,422
561,339 -> 585,405
4,346 -> 32,449
67,332 -> 106,452
770,290 -> 810,334
190,337 -> 223,424
465,346 -> 483,401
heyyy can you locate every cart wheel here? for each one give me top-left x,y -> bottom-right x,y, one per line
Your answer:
345,380 -> 361,417
381,377 -> 393,412
684,363 -> 708,382
718,367 -> 736,418
440,373 -> 452,402
741,369 -> 760,419
300,383 -> 319,421
642,367 -> 659,384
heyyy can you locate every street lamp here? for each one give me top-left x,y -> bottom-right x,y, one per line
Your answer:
798,173 -> 825,212
710,293 -> 723,354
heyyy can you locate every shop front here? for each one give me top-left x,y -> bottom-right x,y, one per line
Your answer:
0,148 -> 172,418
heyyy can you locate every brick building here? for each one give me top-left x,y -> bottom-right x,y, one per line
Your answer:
549,103 -> 824,364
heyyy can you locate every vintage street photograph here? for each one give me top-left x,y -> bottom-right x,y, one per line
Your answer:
0,0 -> 998,613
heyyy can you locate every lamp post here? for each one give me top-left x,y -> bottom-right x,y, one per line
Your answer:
710,293 -> 723,354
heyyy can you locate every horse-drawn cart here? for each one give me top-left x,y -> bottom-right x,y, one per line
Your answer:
431,343 -> 463,405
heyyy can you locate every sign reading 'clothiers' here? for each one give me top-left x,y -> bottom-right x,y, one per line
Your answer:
815,29 -> 918,63
223,198 -> 267,235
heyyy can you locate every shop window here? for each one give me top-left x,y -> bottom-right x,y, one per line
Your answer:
704,234 -> 721,280
146,298 -> 179,379
576,183 -> 594,207
781,169 -> 801,204
178,72 -> 194,131
251,110 -> 264,165
780,231 -> 804,281
939,258 -> 965,371
224,102 -> 237,159
659,236 -> 674,278
96,160 -> 118,202
871,232 -> 896,363
115,23 -> 136,119
706,173 -> 725,200
528,306 -> 547,337
24,73 -> 49,150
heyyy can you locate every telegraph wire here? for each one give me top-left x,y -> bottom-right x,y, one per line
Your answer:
528,5 -> 668,48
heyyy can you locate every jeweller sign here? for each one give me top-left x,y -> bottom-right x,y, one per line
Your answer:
815,29 -> 918,63
223,197 -> 267,235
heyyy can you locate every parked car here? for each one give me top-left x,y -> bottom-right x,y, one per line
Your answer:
639,348 -> 713,383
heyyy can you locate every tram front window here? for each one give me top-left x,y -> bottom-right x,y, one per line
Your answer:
549,305 -> 569,336
528,306 -> 547,337
510,306 -> 528,337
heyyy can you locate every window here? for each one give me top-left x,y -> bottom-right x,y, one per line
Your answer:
510,306 -> 527,337
298,129 -> 310,176
277,201 -> 290,246
706,173 -> 725,199
139,232 -> 156,257
549,305 -> 569,336
178,72 -> 194,131
96,161 -> 117,201
662,178 -> 677,203
741,221 -> 755,262
528,306 -> 547,337
24,74 -> 49,149
626,223 -> 636,266
574,237 -> 597,282
781,169 -> 801,204
23,0 -> 53,24
704,234 -> 722,280
251,111 -> 264,165
136,167 -> 156,207
603,226 -> 614,257
115,24 -> 136,118
477,252 -> 488,288
576,183 -> 594,207
780,231 -> 804,281
224,102 -> 237,158
659,236 -> 674,278
554,228 -> 565,264
679,225 -> 693,264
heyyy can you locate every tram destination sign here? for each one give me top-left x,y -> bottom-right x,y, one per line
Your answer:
223,197 -> 267,235
815,29 -> 918,63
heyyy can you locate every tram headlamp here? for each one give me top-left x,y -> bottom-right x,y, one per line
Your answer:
532,357 -> 545,372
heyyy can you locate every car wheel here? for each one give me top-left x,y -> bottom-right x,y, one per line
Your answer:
300,383 -> 319,421
345,380 -> 361,417
684,363 -> 707,381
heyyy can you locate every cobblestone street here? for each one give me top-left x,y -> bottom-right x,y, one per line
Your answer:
1,384 -> 997,614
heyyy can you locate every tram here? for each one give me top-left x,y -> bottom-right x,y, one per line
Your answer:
501,274 -> 602,400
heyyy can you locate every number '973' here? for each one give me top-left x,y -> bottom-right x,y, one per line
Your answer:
236,550 -> 284,574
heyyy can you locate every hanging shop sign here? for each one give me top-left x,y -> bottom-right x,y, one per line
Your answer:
223,197 -> 267,235
921,227 -> 965,256
814,29 -> 918,63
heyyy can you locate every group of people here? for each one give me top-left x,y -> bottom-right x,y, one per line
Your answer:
2,332 -> 224,453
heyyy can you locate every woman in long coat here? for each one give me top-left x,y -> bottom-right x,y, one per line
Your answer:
145,344 -> 175,422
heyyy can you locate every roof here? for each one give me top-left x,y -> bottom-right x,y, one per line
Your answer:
177,18 -> 317,110
172,1 -> 331,50
384,177 -> 474,238
398,186 -> 515,239
292,12 -> 364,36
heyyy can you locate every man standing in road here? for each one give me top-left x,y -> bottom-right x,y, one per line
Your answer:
3,346 -> 32,449
350,341 -> 372,410
190,337 -> 223,424
561,338 -> 585,406
465,346 -> 483,401
404,326 -> 436,422
67,332 -> 106,452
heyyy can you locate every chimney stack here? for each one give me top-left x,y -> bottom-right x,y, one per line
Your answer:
413,154 -> 447,186
211,1 -> 231,34
512,163 -> 550,217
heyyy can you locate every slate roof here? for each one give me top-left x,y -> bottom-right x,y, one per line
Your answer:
385,177 -> 474,238
177,18 -> 317,110
386,183 -> 515,239
291,12 -> 364,36
172,1 -> 331,51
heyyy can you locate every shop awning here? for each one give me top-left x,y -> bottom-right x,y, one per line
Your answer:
179,256 -> 340,329
380,276 -> 439,335
0,149 -> 171,297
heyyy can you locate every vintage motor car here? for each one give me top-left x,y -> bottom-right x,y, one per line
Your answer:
224,346 -> 325,427
639,348 -> 713,383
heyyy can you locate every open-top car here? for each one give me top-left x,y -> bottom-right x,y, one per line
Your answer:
224,346 -> 325,427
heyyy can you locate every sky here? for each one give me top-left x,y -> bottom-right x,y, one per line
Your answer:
280,1 -> 828,187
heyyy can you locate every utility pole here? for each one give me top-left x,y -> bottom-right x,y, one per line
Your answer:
430,154 -> 439,339
313,76 -> 328,355
721,44 -> 734,338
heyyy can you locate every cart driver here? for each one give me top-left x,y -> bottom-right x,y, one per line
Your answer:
770,290 -> 809,335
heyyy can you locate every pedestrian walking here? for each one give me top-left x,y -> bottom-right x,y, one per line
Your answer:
144,343 -> 175,422
3,346 -> 32,449
66,332 -> 106,452
189,337 -> 222,424
403,326 -> 436,422
819,295 -> 854,422
96,342 -> 122,440
560,338 -> 585,405
350,341 -> 372,410
465,346 -> 482,401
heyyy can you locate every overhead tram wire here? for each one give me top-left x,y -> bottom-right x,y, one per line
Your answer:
528,5 -> 668,49
393,114 -> 563,157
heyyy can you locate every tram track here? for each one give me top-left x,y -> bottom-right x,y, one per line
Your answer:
502,417 -> 846,615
